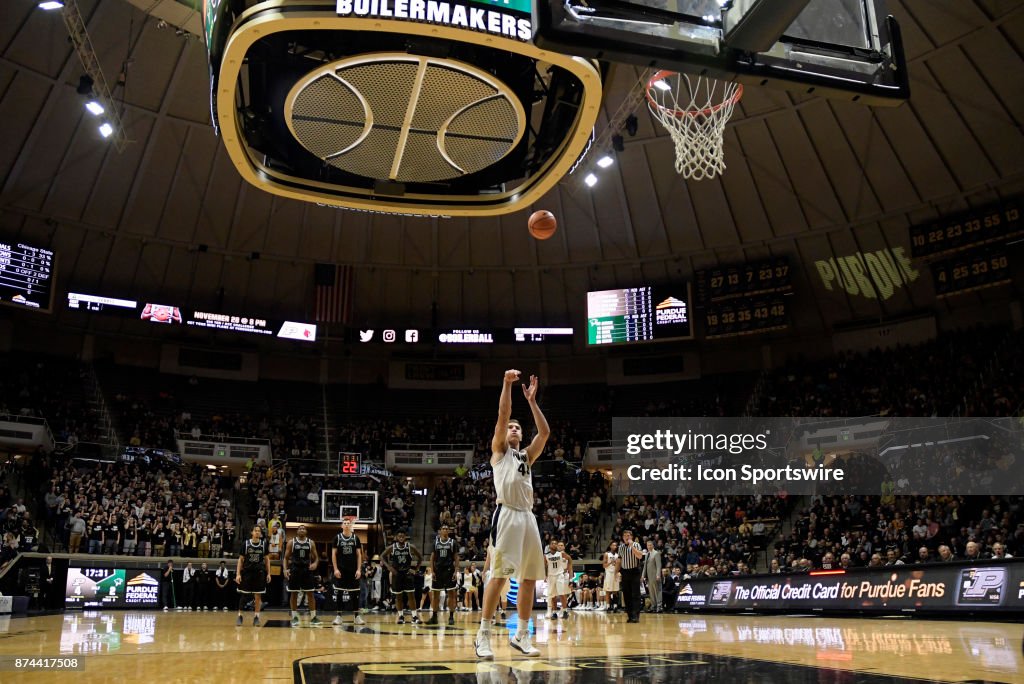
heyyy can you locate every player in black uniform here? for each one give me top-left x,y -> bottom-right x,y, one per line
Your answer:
427,524 -> 459,625
235,525 -> 271,626
381,530 -> 423,624
331,518 -> 364,626
285,524 -> 320,627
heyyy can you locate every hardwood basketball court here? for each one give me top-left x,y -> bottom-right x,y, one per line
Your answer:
2,610 -> 1020,683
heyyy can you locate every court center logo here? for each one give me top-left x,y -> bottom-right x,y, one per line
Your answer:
293,652 -> 938,683
296,654 -> 711,683
956,567 -> 1006,606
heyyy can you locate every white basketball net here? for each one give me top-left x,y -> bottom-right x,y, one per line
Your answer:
646,71 -> 743,181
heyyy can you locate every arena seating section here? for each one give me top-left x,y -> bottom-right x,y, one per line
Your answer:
1,324 -> 1021,573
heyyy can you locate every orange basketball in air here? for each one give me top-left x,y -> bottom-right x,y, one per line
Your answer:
528,210 -> 557,240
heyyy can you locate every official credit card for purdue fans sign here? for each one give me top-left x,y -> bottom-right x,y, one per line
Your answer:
336,0 -> 533,41
675,561 -> 1024,614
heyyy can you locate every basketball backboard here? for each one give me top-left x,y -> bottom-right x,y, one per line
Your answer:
534,0 -> 909,105
321,490 -> 378,524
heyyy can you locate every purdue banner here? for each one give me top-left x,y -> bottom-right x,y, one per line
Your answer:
676,560 -> 1024,614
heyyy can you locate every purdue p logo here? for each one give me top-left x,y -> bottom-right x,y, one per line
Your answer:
709,581 -> 732,606
956,567 -> 1006,606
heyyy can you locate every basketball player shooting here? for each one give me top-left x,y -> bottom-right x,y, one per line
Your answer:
475,370 -> 550,660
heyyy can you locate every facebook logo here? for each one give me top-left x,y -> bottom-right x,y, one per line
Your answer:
956,568 -> 1006,606
405,329 -> 419,343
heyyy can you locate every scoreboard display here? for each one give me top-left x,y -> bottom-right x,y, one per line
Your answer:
695,257 -> 791,304
704,296 -> 789,338
0,240 -> 55,312
930,247 -> 1012,298
910,198 -> 1022,259
586,284 -> 692,346
65,567 -> 161,608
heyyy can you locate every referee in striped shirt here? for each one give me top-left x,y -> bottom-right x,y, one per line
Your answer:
619,530 -> 644,623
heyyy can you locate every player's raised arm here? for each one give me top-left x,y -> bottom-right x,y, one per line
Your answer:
522,374 -> 550,464
492,369 -> 520,462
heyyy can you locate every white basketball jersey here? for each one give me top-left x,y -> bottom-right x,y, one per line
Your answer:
493,445 -> 534,511
546,551 -> 566,577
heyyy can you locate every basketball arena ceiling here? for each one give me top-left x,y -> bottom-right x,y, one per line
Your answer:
0,0 -> 1021,338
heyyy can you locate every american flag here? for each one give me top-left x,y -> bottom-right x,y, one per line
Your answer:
314,263 -> 352,324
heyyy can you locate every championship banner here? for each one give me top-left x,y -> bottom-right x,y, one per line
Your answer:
675,560 -> 1024,614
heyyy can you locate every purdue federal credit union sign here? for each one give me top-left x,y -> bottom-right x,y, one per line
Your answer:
337,0 -> 534,41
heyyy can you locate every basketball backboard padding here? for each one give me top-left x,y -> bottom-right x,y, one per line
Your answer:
533,0 -> 909,106
723,0 -> 813,53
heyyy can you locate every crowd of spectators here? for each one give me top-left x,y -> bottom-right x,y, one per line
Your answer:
960,327 -> 1023,417
611,494 -> 785,577
26,454 -> 237,558
0,481 -> 41,575
0,326 -> 1019,596
754,326 -> 1011,417
772,494 -> 1022,571
0,355 -> 101,444
111,390 -> 321,460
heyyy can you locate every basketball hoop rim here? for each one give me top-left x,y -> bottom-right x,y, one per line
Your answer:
645,70 -> 744,119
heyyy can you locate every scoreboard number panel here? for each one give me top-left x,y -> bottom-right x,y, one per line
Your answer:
696,257 -> 792,304
910,198 -> 1023,260
704,296 -> 789,339
930,248 -> 1012,298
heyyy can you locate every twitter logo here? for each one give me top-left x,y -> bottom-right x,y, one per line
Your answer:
359,330 -> 374,342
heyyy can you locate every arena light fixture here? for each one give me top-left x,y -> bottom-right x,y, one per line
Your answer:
596,155 -> 614,168
38,1 -> 65,10
584,173 -> 598,187
98,122 -> 114,138
85,100 -> 104,116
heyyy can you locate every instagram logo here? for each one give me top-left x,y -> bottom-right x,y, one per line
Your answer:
383,329 -> 396,342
